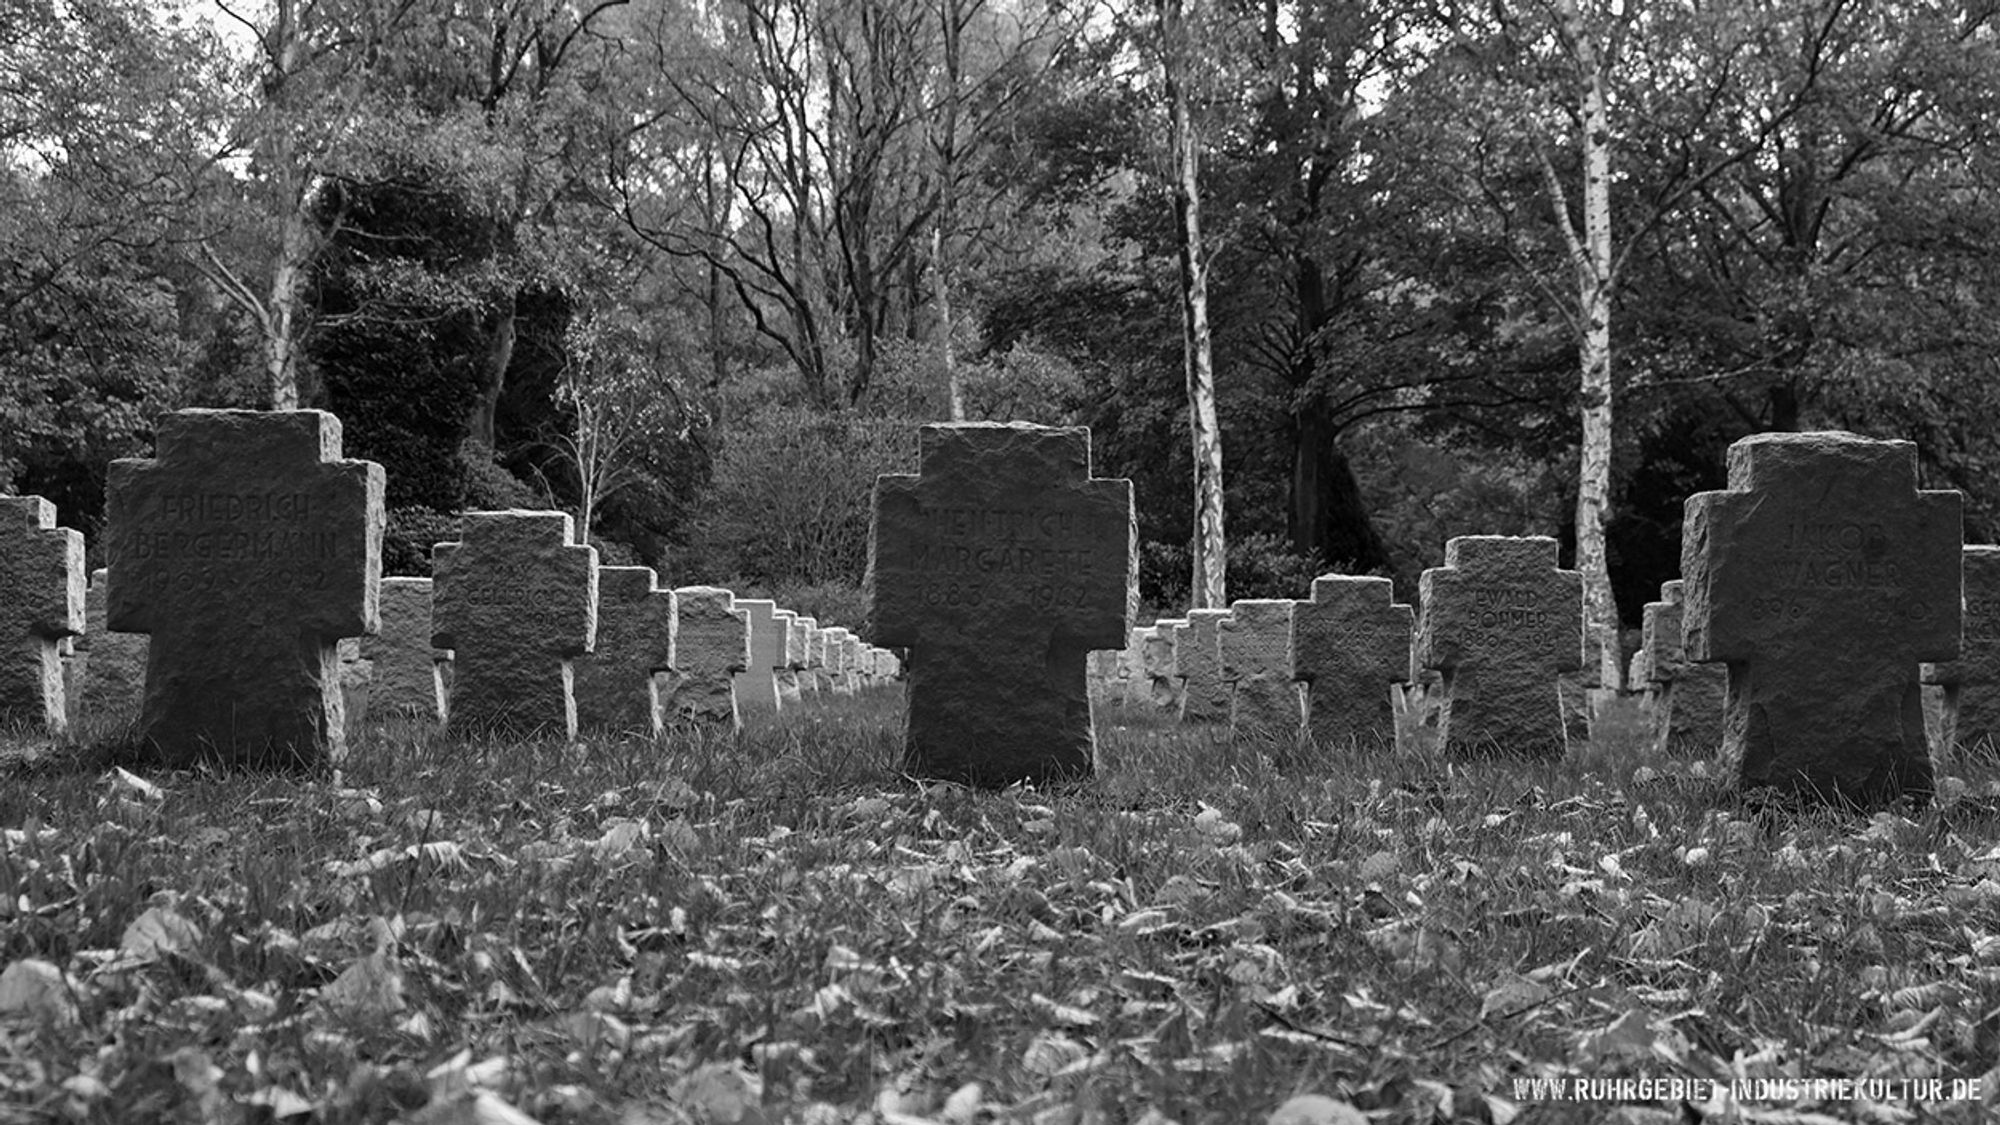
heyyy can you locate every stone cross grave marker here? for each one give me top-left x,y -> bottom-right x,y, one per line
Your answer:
1174,609 -> 1233,723
773,609 -> 804,703
1119,625 -> 1154,706
1925,546 -> 2000,757
1218,599 -> 1300,737
1142,618 -> 1184,713
733,599 -> 782,713
1417,536 -> 1582,758
665,586 -> 749,727
76,568 -> 148,723
1294,575 -> 1413,751
867,422 -> 1134,786
1640,579 -> 1725,757
1087,648 -> 1124,707
337,637 -> 372,737
0,497 -> 84,735
1683,431 -> 1960,805
433,510 -> 598,739
359,576 -> 448,724
820,627 -> 853,694
105,410 -> 384,767
796,616 -> 823,694
573,566 -> 676,735
842,634 -> 863,690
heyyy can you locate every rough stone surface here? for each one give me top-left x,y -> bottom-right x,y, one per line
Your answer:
795,617 -> 823,693
1925,546 -> 2000,757
867,422 -> 1135,786
821,627 -> 854,695
359,577 -> 447,724
733,600 -> 782,713
1683,431 -> 1960,805
1640,579 -> 1725,757
773,609 -> 804,703
105,410 -> 384,767
1417,536 -> 1583,758
1294,575 -> 1412,751
337,637 -> 373,738
1218,599 -> 1300,737
1141,619 -> 1184,712
842,634 -> 862,690
572,567 -> 675,735
1117,626 -> 1153,708
663,586 -> 749,727
0,497 -> 83,734
1174,610 -> 1233,723
433,510 -> 598,739
75,569 -> 148,724
1087,648 -> 1126,707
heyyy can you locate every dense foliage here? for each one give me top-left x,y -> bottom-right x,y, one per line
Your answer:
6,0 -> 2000,626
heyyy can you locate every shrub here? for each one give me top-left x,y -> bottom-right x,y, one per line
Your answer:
384,507 -> 460,577
685,406 -> 919,588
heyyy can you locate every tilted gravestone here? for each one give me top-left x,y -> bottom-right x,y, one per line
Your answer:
1174,609 -> 1233,723
1682,431 -> 1960,805
1218,599 -> 1300,737
664,586 -> 749,727
1925,546 -> 2000,757
733,599 -> 782,713
360,577 -> 448,724
105,410 -> 384,767
572,566 -> 675,735
1141,619 -> 1184,713
76,569 -> 148,723
1640,579 -> 1725,757
433,510 -> 598,739
1417,536 -> 1582,758
867,422 -> 1135,786
0,497 -> 84,735
1294,575 -> 1413,751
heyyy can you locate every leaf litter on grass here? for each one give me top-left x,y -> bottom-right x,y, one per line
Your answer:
2,694 -> 2000,1122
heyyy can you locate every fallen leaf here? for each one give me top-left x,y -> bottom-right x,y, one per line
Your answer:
0,959 -> 76,1025
1267,1094 -> 1367,1125
120,905 -> 202,961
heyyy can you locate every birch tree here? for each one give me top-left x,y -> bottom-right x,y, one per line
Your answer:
1158,0 -> 1226,609
1432,0 -> 1786,686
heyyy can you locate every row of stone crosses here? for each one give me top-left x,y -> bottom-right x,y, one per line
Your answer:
0,409 -> 1986,807
0,411 -> 900,767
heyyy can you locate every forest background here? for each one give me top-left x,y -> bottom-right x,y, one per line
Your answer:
7,0 -> 2000,688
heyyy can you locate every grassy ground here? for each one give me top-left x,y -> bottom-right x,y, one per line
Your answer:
4,688 -> 2000,1124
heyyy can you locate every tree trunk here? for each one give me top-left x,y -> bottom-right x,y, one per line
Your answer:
1292,408 -> 1391,575
1161,0 -> 1225,609
937,0 -> 965,421
265,202 -> 314,410
468,291 -> 517,449
936,226 -> 964,420
1573,33 -> 1620,689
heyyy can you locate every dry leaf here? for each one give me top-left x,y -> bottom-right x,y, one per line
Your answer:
0,959 -> 76,1025
120,905 -> 202,961
1266,1094 -> 1367,1125
675,1060 -> 766,1124
320,950 -> 405,1021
